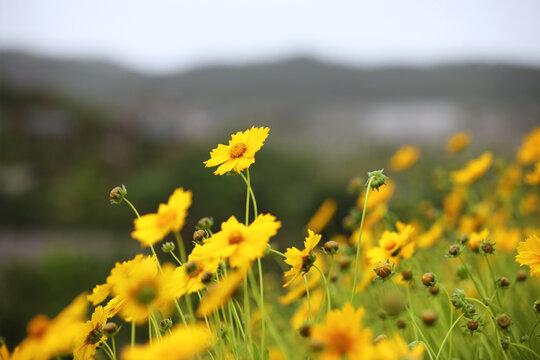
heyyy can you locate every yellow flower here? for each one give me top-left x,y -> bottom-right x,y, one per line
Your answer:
492,227 -> 521,253
517,127 -> 540,165
122,324 -> 213,360
87,283 -> 111,305
443,189 -> 465,226
305,198 -> 337,234
279,255 -> 324,305
516,235 -> 540,277
201,214 -> 281,268
131,188 -> 192,247
498,163 -> 522,197
451,152 -> 493,185
11,294 -> 88,360
204,126 -> 269,175
311,303 -> 374,360
108,256 -> 175,324
374,332 -> 424,360
73,306 -> 109,360
446,131 -> 471,153
196,266 -> 249,318
367,222 -> 415,267
283,229 -> 322,287
416,221 -> 444,248
468,229 -> 489,252
525,162 -> 540,185
291,289 -> 324,329
389,145 -> 420,171
171,244 -> 221,297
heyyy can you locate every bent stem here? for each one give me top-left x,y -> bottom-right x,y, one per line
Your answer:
351,177 -> 373,301
435,313 -> 464,360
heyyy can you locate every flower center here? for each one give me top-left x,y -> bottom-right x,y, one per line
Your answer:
136,285 -> 157,305
228,230 -> 244,244
27,315 -> 50,338
229,143 -> 247,159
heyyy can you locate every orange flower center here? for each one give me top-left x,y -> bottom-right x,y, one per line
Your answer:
228,230 -> 244,244
229,143 -> 247,158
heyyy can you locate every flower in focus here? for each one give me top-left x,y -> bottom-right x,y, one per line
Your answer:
204,126 -> 270,175
368,222 -> 416,267
311,303 -> 374,359
10,294 -> 88,360
305,198 -> 337,234
201,214 -> 281,268
446,131 -> 471,153
525,162 -> 540,185
73,306 -> 109,360
516,127 -> 540,165
283,229 -> 322,287
451,152 -> 493,185
122,324 -> 213,360
468,229 -> 489,252
279,255 -> 324,305
131,188 -> 192,247
373,332 -> 424,360
196,266 -> 249,317
389,145 -> 420,171
516,235 -> 540,277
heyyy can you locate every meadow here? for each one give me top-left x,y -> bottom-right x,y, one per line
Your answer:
1,126 -> 539,360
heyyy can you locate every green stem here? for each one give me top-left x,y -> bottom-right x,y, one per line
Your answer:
123,198 -> 140,218
509,343 -> 540,359
304,274 -> 312,320
269,248 -> 286,258
351,177 -> 373,301
257,258 -> 266,354
313,264 -> 331,314
435,314 -> 464,360
99,339 -> 116,360
459,255 -> 487,300
174,231 -> 187,263
483,255 -> 503,310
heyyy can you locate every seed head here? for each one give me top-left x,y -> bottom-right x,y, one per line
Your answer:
185,261 -> 200,276
422,272 -> 435,287
501,336 -> 510,351
480,241 -> 495,254
457,234 -> 469,245
497,314 -> 511,329
467,319 -> 479,331
375,262 -> 392,278
159,318 -> 173,332
535,300 -> 540,313
201,271 -> 214,285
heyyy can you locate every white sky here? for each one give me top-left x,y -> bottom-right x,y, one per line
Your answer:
1,0 -> 540,74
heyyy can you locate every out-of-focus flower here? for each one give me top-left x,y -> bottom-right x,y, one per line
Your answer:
458,215 -> 480,234
443,189 -> 465,226
373,332 -> 424,360
201,214 -> 281,268
311,303 -> 374,359
492,227 -> 521,253
498,163 -> 522,198
525,162 -> 540,185
73,306 -> 109,360
283,229 -> 322,287
469,229 -> 489,252
446,131 -> 471,153
204,126 -> 269,175
416,221 -> 444,248
291,289 -> 324,330
516,127 -> 540,165
451,152 -> 493,185
516,235 -> 540,277
521,193 -> 539,214
305,198 -> 337,234
122,324 -> 213,360
389,145 -> 420,171
131,188 -> 192,247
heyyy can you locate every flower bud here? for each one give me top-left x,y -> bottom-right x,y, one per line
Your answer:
109,185 -> 127,204
535,300 -> 540,313
497,314 -> 511,329
429,285 -> 440,295
193,229 -> 206,244
457,234 -> 469,245
373,334 -> 388,345
422,272 -> 435,287
421,310 -> 437,326
159,318 -> 173,332
501,336 -> 510,351
196,217 -> 214,230
330,273 -> 339,282
375,262 -> 392,278
367,169 -> 388,191
338,257 -> 350,270
161,242 -> 175,253
323,240 -> 339,255
298,322 -> 312,338
185,261 -> 200,276
200,271 -> 214,285
401,269 -> 412,281
103,322 -> 118,335
467,319 -> 479,331
480,241 -> 495,254
497,277 -> 510,288
396,319 -> 406,329
516,270 -> 527,282
448,244 -> 461,257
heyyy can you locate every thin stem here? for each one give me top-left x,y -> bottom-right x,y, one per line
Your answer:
246,169 -> 258,217
123,198 -> 140,218
313,264 -> 331,313
99,339 -> 116,360
257,258 -> 266,353
174,231 -> 187,264
483,255 -> 503,310
304,274 -> 312,320
459,255 -> 487,300
149,245 -> 163,272
269,248 -> 286,258
435,314 -> 464,360
351,177 -> 373,301
509,343 -> 540,359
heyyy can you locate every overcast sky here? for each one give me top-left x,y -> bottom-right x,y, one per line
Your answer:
1,0 -> 540,74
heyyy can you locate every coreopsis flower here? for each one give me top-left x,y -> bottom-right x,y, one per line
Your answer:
73,306 -> 109,360
416,221 -> 444,248
10,294 -> 88,360
451,152 -> 493,185
367,222 -> 416,267
0,344 -> 9,360
305,198 -> 337,234
374,333 -> 424,360
204,126 -> 270,175
122,324 -> 213,360
196,266 -> 249,317
443,189 -> 465,225
291,289 -> 324,330
131,187 -> 192,247
389,145 -> 420,171
525,162 -> 540,185
492,227 -> 521,253
200,214 -> 281,268
279,256 -> 324,305
356,179 -> 395,212
516,127 -> 540,165
283,229 -> 322,287
171,244 -> 221,297
311,303 -> 374,359
446,131 -> 471,153
516,235 -> 540,277
108,256 -> 175,324
468,229 -> 489,252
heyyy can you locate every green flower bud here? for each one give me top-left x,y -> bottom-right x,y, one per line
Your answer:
109,185 -> 127,204
161,242 -> 175,253
366,169 -> 388,191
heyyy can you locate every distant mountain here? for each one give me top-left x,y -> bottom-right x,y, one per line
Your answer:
2,51 -> 540,112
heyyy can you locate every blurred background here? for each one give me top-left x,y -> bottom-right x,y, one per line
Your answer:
1,0 -> 539,346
